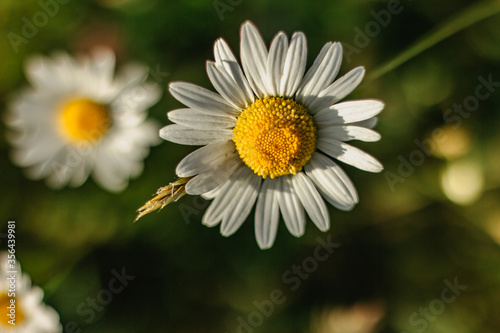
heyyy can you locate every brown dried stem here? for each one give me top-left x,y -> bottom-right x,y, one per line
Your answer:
135,177 -> 191,222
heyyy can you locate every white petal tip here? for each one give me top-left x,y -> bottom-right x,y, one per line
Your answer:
201,219 -> 219,228
258,243 -> 273,250
242,20 -> 256,28
372,99 -> 385,111
367,161 -> 384,173
158,126 -> 171,140
290,230 -> 305,238
220,229 -> 234,237
318,225 -> 330,232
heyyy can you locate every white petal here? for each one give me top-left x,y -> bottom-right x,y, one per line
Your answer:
80,51 -> 116,99
169,81 -> 239,116
25,53 -> 77,91
202,165 -> 247,227
168,108 -> 237,130
266,32 -> 288,96
279,32 -> 307,98
296,42 -> 342,105
159,124 -> 233,146
90,47 -> 116,86
295,43 -> 332,97
314,99 -> 384,126
113,64 -> 161,99
308,66 -> 365,112
68,157 -> 93,187
351,117 -> 378,129
255,178 -> 280,249
240,21 -> 270,97
214,38 -> 254,105
6,92 -> 55,129
304,152 -> 358,211
185,154 -> 241,195
221,167 -> 262,236
11,136 -> 65,167
44,162 -> 72,189
114,63 -> 149,89
206,61 -> 248,109
176,141 -> 236,177
112,83 -> 162,124
318,125 -> 381,142
276,175 -> 306,237
317,138 -> 383,173
291,172 -> 330,232
24,55 -> 54,89
91,149 -> 129,192
19,149 -> 64,183
201,185 -> 223,200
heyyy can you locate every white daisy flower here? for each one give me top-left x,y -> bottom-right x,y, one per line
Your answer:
149,21 -> 384,249
0,253 -> 62,332
5,47 -> 161,192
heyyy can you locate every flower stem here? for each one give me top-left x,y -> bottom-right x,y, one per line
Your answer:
368,0 -> 500,81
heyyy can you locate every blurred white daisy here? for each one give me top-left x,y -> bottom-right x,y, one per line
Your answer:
141,21 -> 383,249
0,253 -> 62,332
5,47 -> 161,192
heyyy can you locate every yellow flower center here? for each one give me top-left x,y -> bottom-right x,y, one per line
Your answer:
0,293 -> 26,327
233,97 -> 316,179
58,99 -> 111,143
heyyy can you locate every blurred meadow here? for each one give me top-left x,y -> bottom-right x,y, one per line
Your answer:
2,0 -> 500,332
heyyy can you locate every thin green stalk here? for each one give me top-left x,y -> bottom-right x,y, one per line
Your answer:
368,0 -> 500,81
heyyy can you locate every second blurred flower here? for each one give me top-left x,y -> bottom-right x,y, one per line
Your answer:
5,47 -> 162,192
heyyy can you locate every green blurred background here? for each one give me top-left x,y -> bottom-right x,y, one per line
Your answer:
2,0 -> 500,332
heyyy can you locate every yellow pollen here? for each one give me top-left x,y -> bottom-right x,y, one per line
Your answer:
58,99 -> 111,143
0,293 -> 26,327
233,97 -> 316,179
